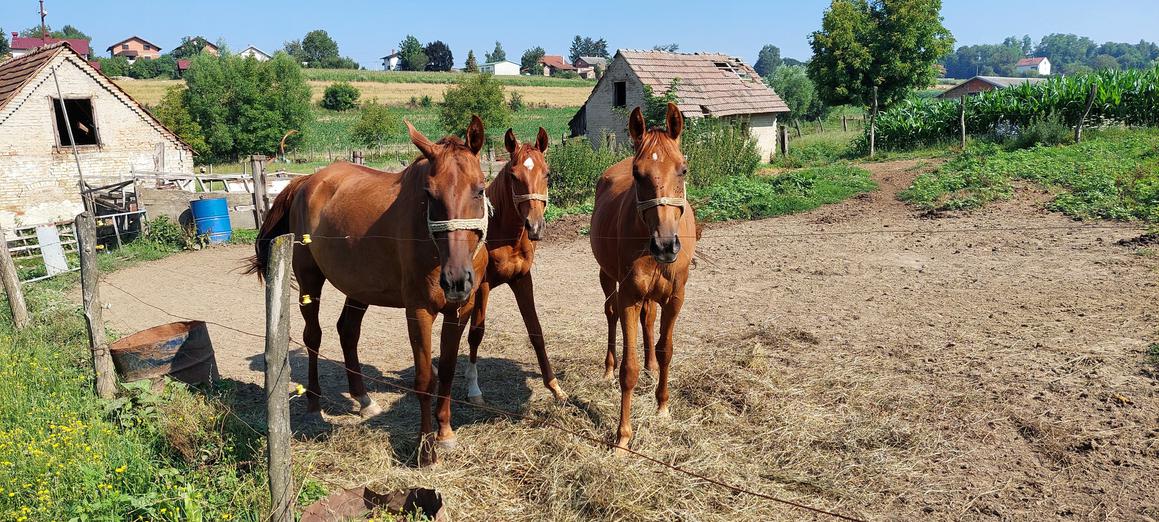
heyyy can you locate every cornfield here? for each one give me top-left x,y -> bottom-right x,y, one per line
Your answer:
871,67 -> 1159,150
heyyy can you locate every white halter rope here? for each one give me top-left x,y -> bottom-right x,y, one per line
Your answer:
636,181 -> 688,214
512,190 -> 549,207
427,197 -> 493,257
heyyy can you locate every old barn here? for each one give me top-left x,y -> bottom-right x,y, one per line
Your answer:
0,43 -> 192,228
568,50 -> 790,161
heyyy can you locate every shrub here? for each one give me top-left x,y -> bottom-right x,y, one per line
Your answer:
439,73 -> 510,141
151,87 -> 209,157
546,137 -> 628,208
351,101 -> 400,148
420,95 -> 433,108
683,118 -> 762,189
692,164 -> 876,222
555,70 -> 580,80
145,216 -> 188,250
1006,112 -> 1071,149
508,91 -> 525,112
320,82 -> 360,111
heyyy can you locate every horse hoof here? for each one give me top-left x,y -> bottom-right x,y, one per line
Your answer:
611,444 -> 629,457
603,369 -> 615,381
436,437 -> 458,452
547,379 -> 568,402
657,405 -> 671,418
301,410 -> 325,426
467,394 -> 485,406
356,396 -> 382,419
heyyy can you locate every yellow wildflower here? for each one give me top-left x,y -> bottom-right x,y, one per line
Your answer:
114,466 -> 126,474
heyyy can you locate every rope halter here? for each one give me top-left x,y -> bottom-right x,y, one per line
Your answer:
427,197 -> 493,258
512,190 -> 549,207
636,181 -> 687,214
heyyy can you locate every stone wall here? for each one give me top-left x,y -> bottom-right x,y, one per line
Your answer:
582,54 -> 647,149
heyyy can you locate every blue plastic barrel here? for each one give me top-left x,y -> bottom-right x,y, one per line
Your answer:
190,198 -> 232,244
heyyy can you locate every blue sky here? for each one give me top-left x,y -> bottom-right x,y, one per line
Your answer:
2,1 -> 1155,67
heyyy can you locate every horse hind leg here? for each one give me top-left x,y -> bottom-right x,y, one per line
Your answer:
337,297 -> 380,419
600,270 -> 619,381
296,260 -> 325,424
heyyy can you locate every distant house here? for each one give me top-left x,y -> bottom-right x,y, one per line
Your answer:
106,36 -> 161,62
480,60 -> 520,76
176,59 -> 192,77
937,76 -> 1048,99
569,50 -> 790,161
538,55 -> 575,76
0,43 -> 192,228
201,40 -> 221,57
381,50 -> 400,71
574,56 -> 607,79
238,46 -> 272,62
10,32 -> 91,60
1015,57 -> 1051,76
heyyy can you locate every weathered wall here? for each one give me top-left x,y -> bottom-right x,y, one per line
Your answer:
0,53 -> 192,229
137,188 -> 257,230
583,55 -> 646,149
741,113 -> 779,163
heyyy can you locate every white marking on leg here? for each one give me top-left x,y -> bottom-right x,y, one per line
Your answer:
466,362 -> 482,399
523,157 -> 535,170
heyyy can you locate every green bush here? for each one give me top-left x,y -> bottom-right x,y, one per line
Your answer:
420,95 -> 433,108
439,73 -> 510,141
692,164 -> 876,222
683,118 -> 762,189
351,101 -> 400,148
145,216 -> 189,250
546,137 -> 628,208
1006,113 -> 1072,150
320,82 -> 360,111
508,91 -> 525,112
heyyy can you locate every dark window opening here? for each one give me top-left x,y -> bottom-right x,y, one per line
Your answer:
122,43 -> 129,50
52,98 -> 100,147
613,81 -> 626,108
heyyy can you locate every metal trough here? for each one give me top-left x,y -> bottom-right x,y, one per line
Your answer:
110,321 -> 219,385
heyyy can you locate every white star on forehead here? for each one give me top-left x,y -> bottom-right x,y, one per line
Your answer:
651,153 -> 659,161
523,157 -> 535,170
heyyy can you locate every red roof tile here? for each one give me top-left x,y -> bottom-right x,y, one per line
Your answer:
10,34 -> 91,56
617,50 -> 789,117
1016,57 -> 1047,67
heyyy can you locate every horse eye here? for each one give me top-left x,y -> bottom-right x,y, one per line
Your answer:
679,165 -> 688,177
475,187 -> 485,198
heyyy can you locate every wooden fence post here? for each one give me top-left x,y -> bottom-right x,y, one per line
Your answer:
869,86 -> 879,159
817,117 -> 824,133
842,115 -> 848,132
250,155 -> 267,230
264,233 -> 295,522
959,95 -> 967,149
778,125 -> 790,157
76,213 -> 115,399
793,119 -> 802,138
1075,83 -> 1098,144
352,150 -> 364,165
0,227 -> 29,330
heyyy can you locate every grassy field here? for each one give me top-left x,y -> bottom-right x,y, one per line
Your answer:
301,68 -> 595,87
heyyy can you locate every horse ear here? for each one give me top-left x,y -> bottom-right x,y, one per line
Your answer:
536,127 -> 549,153
628,107 -> 646,149
465,115 -> 486,156
504,128 -> 518,155
406,119 -> 436,160
666,102 -> 683,141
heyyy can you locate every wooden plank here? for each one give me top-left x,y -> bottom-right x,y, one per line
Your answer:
76,213 -> 116,399
0,227 -> 30,329
264,233 -> 295,522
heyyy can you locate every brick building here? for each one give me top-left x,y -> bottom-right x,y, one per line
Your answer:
0,43 -> 192,228
568,50 -> 790,161
106,36 -> 162,62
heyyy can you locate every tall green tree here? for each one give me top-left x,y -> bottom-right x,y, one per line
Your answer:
398,35 -> 427,71
464,50 -> 479,73
568,35 -> 609,63
424,41 -> 453,71
150,87 -> 209,157
754,44 -> 782,77
521,46 -> 545,74
0,29 -> 10,57
808,0 -> 954,109
484,41 -> 506,62
1035,33 -> 1096,73
767,65 -> 816,118
20,24 -> 90,41
440,74 -> 510,143
172,36 -> 214,59
301,30 -> 339,66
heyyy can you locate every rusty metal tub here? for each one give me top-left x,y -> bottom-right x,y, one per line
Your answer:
110,321 -> 219,385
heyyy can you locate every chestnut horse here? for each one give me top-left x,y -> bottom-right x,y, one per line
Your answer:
590,103 -> 697,453
464,127 -> 567,404
250,116 -> 490,465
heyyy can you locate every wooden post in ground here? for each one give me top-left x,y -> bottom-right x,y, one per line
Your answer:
0,227 -> 29,330
1075,83 -> 1098,144
869,86 -> 879,158
250,155 -> 267,230
959,95 -> 968,149
76,213 -> 115,399
778,125 -> 790,157
842,115 -> 848,132
793,119 -> 802,138
263,233 -> 295,522
352,150 -> 364,165
817,117 -> 824,133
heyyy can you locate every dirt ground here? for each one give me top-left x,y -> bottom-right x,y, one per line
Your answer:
99,160 -> 1159,521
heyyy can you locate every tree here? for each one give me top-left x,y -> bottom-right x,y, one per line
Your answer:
1,29 -> 12,58
754,44 -> 782,77
20,24 -> 90,41
1035,33 -> 1096,74
568,35 -> 609,63
183,53 -> 313,161
440,74 -> 510,143
521,46 -> 545,75
808,0 -> 954,109
150,87 -> 208,157
767,65 -> 816,118
301,30 -> 340,66
1091,54 -> 1120,71
94,56 -> 130,77
321,82 -> 361,110
172,36 -> 214,59
465,50 -> 479,73
283,40 -> 304,62
652,43 -> 679,52
424,41 -> 453,71
398,35 -> 427,71
351,101 -> 400,148
485,41 -> 506,63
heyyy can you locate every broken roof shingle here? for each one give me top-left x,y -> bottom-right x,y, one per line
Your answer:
618,50 -> 789,117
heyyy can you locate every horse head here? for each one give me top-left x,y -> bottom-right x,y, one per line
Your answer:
407,115 -> 488,303
628,102 -> 687,264
503,127 -> 550,241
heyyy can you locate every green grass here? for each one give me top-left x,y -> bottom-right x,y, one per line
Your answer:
302,68 -> 595,88
692,164 -> 877,222
901,128 -> 1159,221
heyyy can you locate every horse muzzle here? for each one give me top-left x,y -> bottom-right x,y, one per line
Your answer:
525,218 -> 546,241
439,268 -> 475,303
649,234 -> 681,264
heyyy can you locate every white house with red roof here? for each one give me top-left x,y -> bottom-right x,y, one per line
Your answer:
1015,57 -> 1051,76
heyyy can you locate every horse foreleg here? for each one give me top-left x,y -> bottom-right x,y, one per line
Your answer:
465,282 -> 490,405
600,271 -> 619,380
510,275 -> 566,401
337,298 -> 379,419
406,307 -> 438,466
655,290 -> 684,417
641,300 -> 658,374
436,307 -> 469,451
297,266 -> 325,422
615,291 -> 643,455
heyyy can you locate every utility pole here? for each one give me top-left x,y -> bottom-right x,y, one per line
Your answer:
40,0 -> 48,39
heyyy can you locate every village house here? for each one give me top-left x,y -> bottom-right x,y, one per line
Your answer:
381,50 -> 400,71
1015,56 -> 1051,76
538,55 -> 575,76
238,46 -> 272,62
574,56 -> 606,79
569,50 -> 790,161
0,43 -> 192,228
937,75 -> 1048,99
106,36 -> 161,62
10,32 -> 91,60
479,60 -> 520,76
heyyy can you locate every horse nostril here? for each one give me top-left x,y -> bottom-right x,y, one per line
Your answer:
670,236 -> 681,254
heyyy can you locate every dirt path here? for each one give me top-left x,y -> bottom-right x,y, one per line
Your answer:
99,160 -> 1159,520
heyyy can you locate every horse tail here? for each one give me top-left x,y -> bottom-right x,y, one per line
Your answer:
245,175 -> 310,281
